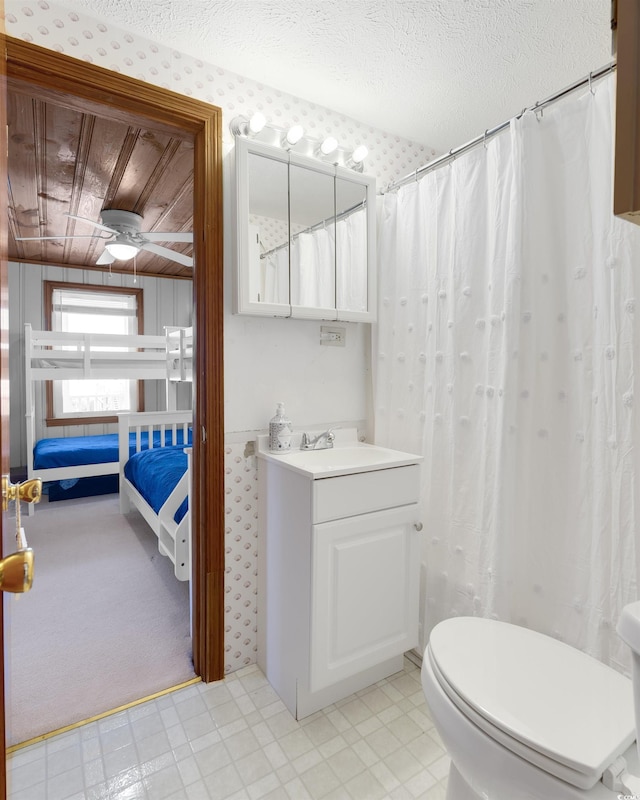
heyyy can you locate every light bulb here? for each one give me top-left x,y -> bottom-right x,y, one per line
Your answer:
285,124 -> 304,146
351,145 -> 368,164
320,136 -> 338,155
249,112 -> 266,134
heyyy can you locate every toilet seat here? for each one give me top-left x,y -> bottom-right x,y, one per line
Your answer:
428,617 -> 636,791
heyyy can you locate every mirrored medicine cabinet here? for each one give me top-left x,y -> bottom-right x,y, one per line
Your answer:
234,136 -> 376,322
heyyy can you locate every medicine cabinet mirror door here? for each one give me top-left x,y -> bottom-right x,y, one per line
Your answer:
289,158 -> 337,320
335,173 -> 373,321
236,140 -> 291,317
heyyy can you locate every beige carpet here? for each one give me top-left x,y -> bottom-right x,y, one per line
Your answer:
5,493 -> 195,745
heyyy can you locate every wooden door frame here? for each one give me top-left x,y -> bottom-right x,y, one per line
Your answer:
1,24 -> 8,800
613,0 -> 640,222
0,36 -> 224,782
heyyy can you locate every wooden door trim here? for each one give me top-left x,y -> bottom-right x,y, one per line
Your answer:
1,36 -> 224,745
1,24 -> 9,800
614,0 -> 640,222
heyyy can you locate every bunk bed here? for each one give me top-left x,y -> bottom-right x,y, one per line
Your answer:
119,410 -> 193,581
24,323 -> 193,495
165,325 -> 193,410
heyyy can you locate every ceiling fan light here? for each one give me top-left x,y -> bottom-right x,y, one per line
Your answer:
105,241 -> 140,261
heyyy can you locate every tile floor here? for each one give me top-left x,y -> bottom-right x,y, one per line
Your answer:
7,658 -> 449,800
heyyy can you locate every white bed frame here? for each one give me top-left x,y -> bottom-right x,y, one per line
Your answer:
165,325 -> 193,410
118,410 -> 193,581
24,322 -> 193,484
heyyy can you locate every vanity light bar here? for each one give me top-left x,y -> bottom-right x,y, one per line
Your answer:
229,115 -> 368,171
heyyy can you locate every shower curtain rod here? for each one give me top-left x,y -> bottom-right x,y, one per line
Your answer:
385,60 -> 617,194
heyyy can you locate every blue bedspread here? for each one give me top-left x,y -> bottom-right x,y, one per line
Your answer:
34,430 -> 192,469
124,446 -> 189,523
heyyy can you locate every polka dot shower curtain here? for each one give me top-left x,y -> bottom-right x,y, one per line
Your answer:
374,74 -> 640,673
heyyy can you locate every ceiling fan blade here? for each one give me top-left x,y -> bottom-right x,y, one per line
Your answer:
141,242 -> 193,267
96,250 -> 115,265
143,231 -> 193,243
15,234 -> 105,241
64,213 -> 118,234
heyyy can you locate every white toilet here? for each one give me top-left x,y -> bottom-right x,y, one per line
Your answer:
421,601 -> 640,799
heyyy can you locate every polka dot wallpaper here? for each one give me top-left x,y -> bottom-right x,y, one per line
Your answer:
4,0 -> 434,675
224,442 -> 258,674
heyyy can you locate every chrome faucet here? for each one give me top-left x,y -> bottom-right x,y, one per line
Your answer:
300,429 -> 336,451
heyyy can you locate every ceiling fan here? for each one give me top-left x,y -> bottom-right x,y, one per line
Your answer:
16,209 -> 193,268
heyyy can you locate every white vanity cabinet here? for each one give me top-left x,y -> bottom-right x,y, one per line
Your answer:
257,436 -> 422,719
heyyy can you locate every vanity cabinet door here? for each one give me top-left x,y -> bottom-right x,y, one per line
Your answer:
309,504 -> 420,692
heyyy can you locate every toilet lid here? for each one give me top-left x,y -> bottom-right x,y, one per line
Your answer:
429,617 -> 636,786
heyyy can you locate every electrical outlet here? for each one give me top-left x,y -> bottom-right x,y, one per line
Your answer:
320,325 -> 346,347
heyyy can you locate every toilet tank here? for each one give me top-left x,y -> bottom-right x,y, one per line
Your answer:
617,600 -> 640,760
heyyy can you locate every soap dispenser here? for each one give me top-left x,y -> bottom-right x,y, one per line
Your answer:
269,403 -> 293,452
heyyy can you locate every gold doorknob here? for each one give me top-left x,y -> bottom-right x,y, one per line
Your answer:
0,476 -> 40,592
0,548 -> 34,593
2,477 -> 42,511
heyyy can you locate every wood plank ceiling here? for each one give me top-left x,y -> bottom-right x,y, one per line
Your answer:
7,81 -> 194,280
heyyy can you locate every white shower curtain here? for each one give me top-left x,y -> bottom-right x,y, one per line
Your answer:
375,75 -> 640,674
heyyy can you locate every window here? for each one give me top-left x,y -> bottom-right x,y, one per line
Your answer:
45,281 -> 144,426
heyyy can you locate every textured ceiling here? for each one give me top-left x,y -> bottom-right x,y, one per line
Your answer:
52,0 -> 612,154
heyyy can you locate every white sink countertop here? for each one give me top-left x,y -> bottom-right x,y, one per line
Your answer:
256,428 -> 422,478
